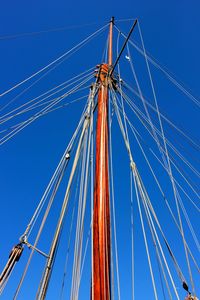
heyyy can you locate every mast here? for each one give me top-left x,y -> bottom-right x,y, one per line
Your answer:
92,17 -> 114,300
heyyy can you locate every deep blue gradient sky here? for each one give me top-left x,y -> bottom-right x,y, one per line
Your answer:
0,1 -> 200,299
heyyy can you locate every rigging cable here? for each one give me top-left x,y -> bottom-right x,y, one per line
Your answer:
12,96 -> 90,299
0,24 -> 108,98
114,89 -> 186,298
0,67 -> 94,122
0,74 -> 93,145
119,90 -> 200,252
59,159 -> 82,300
112,88 -> 184,292
114,25 -> 200,108
110,87 -> 159,299
123,101 -> 200,214
123,81 -> 200,153
114,91 -> 200,272
112,88 -> 199,287
136,170 -> 180,299
0,22 -> 105,41
36,86 -> 94,300
118,87 -> 200,198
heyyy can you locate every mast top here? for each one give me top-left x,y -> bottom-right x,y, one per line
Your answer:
110,16 -> 115,24
108,17 -> 114,66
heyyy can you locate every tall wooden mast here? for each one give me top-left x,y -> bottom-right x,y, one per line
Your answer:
92,17 -> 114,300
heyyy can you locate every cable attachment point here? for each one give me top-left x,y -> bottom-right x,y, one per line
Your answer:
183,282 -> 199,300
65,152 -> 70,160
130,160 -> 136,171
185,294 -> 199,300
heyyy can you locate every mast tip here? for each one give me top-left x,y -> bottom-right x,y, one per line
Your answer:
110,16 -> 115,24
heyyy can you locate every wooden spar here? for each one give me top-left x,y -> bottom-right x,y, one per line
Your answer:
92,18 -> 113,300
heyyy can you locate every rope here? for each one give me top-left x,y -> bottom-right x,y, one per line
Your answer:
13,96 -> 91,299
59,160 -> 82,300
130,169 -> 135,300
0,24 -> 108,97
123,81 -> 200,152
114,25 -> 200,108
121,54 -> 197,292
138,175 -> 180,299
0,22 -> 105,40
115,94 -> 200,273
0,74 -> 93,145
113,89 -> 182,299
133,172 -> 159,300
113,91 -> 199,290
0,67 -> 94,119
118,87 -> 200,196
111,88 -> 160,299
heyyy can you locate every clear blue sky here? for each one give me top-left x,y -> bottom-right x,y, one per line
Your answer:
0,0 -> 199,299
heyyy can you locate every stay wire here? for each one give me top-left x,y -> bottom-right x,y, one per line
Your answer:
0,95 -> 87,136
126,43 -> 169,174
114,25 -> 200,108
0,22 -> 105,41
137,173 -> 180,299
113,90 -> 200,275
116,92 -> 200,257
0,23 -> 108,97
0,74 -> 93,145
115,98 -> 200,274
122,89 -> 200,189
118,87 -> 200,191
139,182 -> 171,300
0,67 -> 94,121
133,172 -> 159,300
123,81 -> 200,153
123,98 -> 200,213
110,87 -> 159,299
59,159 -> 82,300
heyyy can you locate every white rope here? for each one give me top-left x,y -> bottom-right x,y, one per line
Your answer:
71,87 -> 94,300
139,182 -> 172,300
0,24 -> 108,97
0,68 -> 94,122
133,172 -> 159,300
130,29 -> 198,275
119,84 -> 198,284
113,90 -> 200,283
0,95 -> 87,137
119,88 -> 200,194
114,25 -> 200,108
116,97 -> 200,265
126,43 -> 169,173
0,74 -> 93,145
111,89 -> 159,299
123,81 -> 200,152
24,105 -> 86,239
137,173 -> 180,300
113,88 -> 183,298
122,99 -> 200,211
130,169 -> 135,300
36,96 -> 93,300
59,164 -> 81,300
71,131 -> 88,300
13,95 -> 92,300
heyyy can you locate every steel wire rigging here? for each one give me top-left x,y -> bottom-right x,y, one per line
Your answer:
0,18 -> 199,300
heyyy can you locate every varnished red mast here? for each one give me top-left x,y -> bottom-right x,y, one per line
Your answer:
92,18 -> 113,300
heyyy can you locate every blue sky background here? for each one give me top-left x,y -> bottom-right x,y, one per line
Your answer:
0,0 -> 200,299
